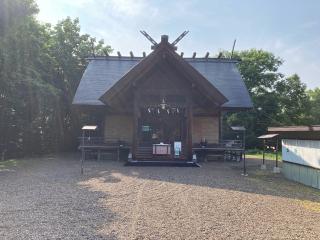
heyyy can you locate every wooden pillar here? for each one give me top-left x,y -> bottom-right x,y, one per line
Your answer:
186,100 -> 193,160
262,139 -> 265,165
81,130 -> 85,174
100,111 -> 106,138
275,136 -> 279,167
219,110 -> 223,143
132,90 -> 139,160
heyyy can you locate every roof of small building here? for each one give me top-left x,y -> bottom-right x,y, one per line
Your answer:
72,56 -> 253,109
268,125 -> 320,140
257,133 -> 279,139
268,125 -> 320,132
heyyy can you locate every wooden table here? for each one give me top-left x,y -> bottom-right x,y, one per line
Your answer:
193,147 -> 244,161
79,145 -> 130,161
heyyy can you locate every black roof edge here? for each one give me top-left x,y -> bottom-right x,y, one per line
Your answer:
221,106 -> 253,111
268,125 -> 320,132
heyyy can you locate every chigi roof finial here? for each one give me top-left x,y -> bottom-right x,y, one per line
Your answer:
140,30 -> 158,47
171,31 -> 189,46
140,30 -> 189,51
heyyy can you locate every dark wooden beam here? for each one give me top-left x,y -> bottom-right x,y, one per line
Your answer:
219,110 -> 222,142
186,99 -> 193,160
205,52 -> 209,59
130,51 -> 134,58
140,88 -> 189,95
192,52 -> 196,58
132,90 -> 139,159
117,51 -> 121,57
193,112 -> 221,117
143,52 -> 146,57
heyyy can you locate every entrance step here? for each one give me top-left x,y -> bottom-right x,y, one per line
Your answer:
136,147 -> 153,160
125,160 -> 200,167
135,146 -> 186,161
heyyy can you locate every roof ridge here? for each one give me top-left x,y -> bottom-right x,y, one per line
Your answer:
73,53 -> 252,109
87,55 -> 239,62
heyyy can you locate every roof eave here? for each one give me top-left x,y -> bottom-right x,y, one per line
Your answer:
166,48 -> 228,105
99,43 -> 229,106
98,51 -> 157,104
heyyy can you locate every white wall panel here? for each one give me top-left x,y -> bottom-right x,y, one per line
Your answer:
282,139 -> 320,169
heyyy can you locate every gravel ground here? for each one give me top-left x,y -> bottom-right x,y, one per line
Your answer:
1,154 -> 320,240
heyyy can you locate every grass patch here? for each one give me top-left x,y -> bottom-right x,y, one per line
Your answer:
246,149 -> 282,161
248,169 -> 283,184
299,200 -> 320,212
248,168 -> 320,202
0,159 -> 20,170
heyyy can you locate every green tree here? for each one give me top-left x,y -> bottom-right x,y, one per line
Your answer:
0,0 -> 112,158
222,49 -> 310,147
48,17 -> 112,151
275,74 -> 310,125
219,49 -> 283,94
308,88 -> 320,124
0,0 -> 56,156
0,0 -> 38,35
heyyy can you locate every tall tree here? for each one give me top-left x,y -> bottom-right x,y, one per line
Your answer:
0,0 -> 112,158
0,0 -> 53,156
221,49 -> 310,147
275,74 -> 310,125
308,88 -> 320,124
235,49 -> 283,95
49,17 -> 112,151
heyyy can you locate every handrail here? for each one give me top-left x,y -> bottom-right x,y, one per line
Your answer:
78,137 -> 130,147
192,139 -> 243,149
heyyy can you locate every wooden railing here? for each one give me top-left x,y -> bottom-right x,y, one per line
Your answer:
192,139 -> 244,162
192,139 -> 243,149
78,137 -> 130,147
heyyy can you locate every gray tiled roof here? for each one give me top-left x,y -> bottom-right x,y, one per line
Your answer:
186,59 -> 253,108
72,56 -> 253,108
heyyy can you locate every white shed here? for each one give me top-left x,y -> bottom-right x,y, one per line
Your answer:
268,126 -> 320,189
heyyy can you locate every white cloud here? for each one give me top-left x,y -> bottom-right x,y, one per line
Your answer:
107,0 -> 154,17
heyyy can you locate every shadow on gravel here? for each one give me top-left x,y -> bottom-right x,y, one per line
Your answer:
86,157 -> 320,204
0,154 -> 119,240
3,153 -> 319,239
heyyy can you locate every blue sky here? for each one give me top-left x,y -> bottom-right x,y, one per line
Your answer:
36,0 -> 320,89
